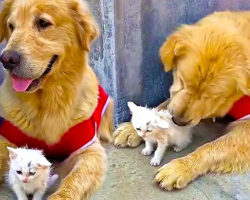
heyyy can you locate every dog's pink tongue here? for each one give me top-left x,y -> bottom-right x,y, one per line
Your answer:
12,76 -> 33,92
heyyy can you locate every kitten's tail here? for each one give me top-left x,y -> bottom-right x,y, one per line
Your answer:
48,174 -> 59,187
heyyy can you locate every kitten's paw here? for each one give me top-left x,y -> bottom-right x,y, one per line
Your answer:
150,157 -> 161,166
48,174 -> 59,187
173,146 -> 184,152
141,148 -> 153,156
113,122 -> 142,148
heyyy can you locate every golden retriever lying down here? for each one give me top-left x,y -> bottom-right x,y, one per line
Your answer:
0,0 -> 113,199
114,11 -> 250,190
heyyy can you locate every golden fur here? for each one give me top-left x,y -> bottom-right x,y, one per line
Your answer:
0,0 -> 113,199
114,11 -> 250,190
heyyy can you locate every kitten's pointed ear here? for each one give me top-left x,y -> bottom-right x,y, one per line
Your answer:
127,102 -> 137,113
155,118 -> 169,129
7,147 -> 17,160
36,158 -> 51,169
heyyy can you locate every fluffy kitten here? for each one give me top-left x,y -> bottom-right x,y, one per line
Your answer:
6,147 -> 58,200
128,102 -> 193,166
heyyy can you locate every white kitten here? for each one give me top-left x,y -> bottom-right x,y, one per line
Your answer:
6,147 -> 58,200
128,102 -> 193,166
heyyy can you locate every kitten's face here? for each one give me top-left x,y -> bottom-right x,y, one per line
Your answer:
128,102 -> 169,138
12,160 -> 38,183
7,147 -> 51,183
132,112 -> 155,138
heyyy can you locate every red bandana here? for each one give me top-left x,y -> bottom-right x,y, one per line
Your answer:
228,95 -> 250,121
0,86 -> 109,158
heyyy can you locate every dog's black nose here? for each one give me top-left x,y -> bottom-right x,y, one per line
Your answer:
0,51 -> 21,70
172,116 -> 189,126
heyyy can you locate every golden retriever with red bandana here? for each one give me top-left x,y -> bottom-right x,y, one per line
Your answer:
0,0 -> 113,199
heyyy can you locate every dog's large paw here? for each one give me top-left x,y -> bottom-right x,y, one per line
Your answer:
155,159 -> 197,190
113,122 -> 142,148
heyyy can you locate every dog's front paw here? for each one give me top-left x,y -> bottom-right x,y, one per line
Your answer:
113,122 -> 142,148
141,147 -> 153,156
150,157 -> 161,166
155,158 -> 197,190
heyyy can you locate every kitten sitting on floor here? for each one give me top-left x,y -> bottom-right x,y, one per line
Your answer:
6,147 -> 58,200
128,102 -> 193,166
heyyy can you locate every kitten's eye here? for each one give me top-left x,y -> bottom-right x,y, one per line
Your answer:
136,128 -> 141,131
8,23 -> 14,31
16,170 -> 22,175
147,130 -> 152,132
29,172 -> 36,176
38,19 -> 51,29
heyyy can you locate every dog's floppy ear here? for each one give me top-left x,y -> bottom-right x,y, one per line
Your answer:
159,25 -> 193,72
0,0 -> 13,43
69,0 -> 99,51
236,70 -> 250,96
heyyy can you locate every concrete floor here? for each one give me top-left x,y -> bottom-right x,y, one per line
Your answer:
1,121 -> 250,200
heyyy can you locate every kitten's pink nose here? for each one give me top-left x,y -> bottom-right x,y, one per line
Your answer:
23,177 -> 28,183
141,132 -> 146,137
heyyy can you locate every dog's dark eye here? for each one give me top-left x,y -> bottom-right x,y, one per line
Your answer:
136,128 -> 141,131
16,170 -> 22,175
38,19 -> 51,29
8,23 -> 14,31
29,172 -> 36,176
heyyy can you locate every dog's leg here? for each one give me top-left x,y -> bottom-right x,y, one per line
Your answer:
155,121 -> 250,190
98,98 -> 114,144
113,99 -> 170,148
48,141 -> 106,200
0,136 -> 16,182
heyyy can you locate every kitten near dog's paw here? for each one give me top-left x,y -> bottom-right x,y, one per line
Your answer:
6,147 -> 58,200
128,102 -> 193,166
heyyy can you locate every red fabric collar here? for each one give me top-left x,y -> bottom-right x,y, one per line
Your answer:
0,86 -> 109,158
228,95 -> 250,120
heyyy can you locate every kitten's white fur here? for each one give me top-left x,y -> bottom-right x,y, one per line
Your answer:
128,102 -> 193,166
6,147 -> 58,200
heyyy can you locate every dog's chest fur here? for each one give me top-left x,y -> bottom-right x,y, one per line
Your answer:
0,76 -> 98,145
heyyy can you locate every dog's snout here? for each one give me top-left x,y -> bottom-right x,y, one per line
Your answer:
0,51 -> 21,70
172,116 -> 189,126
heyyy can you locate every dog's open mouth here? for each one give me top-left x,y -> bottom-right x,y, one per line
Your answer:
11,55 -> 58,92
